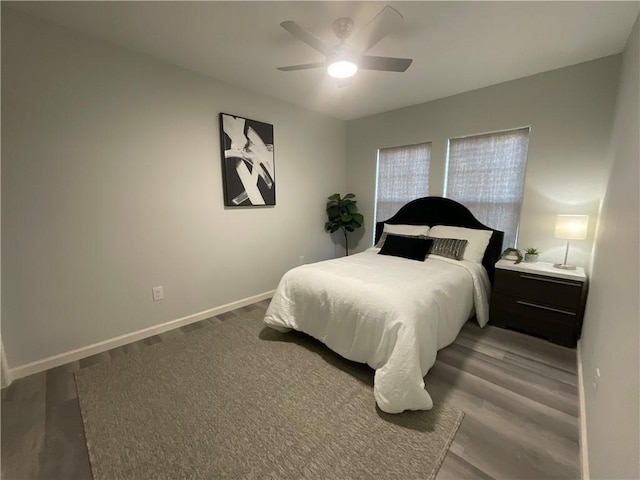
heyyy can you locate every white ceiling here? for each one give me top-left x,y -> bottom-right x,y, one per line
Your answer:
6,1 -> 639,121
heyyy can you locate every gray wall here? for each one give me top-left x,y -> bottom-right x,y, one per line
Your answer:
1,9 -> 347,368
346,56 -> 622,269
580,15 -> 639,480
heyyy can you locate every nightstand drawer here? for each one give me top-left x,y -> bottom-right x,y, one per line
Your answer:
493,269 -> 583,310
490,293 -> 579,346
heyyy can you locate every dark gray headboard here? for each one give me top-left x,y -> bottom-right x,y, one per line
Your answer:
375,196 -> 504,283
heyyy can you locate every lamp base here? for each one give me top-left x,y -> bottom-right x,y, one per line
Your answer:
554,263 -> 577,270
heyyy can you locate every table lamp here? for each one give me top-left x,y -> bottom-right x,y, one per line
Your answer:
554,215 -> 588,270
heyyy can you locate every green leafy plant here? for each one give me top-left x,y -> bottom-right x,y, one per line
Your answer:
501,247 -> 523,264
325,193 -> 364,256
524,247 -> 540,255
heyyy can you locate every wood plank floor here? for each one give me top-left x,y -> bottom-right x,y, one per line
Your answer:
1,299 -> 580,479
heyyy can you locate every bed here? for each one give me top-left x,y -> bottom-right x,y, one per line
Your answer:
264,197 -> 504,413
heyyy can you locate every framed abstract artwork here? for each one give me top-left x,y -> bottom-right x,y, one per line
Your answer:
219,113 -> 276,207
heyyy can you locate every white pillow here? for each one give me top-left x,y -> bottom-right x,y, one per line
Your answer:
429,225 -> 492,263
375,224 -> 431,248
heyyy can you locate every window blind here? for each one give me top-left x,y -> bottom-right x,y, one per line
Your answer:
445,128 -> 530,248
375,142 -> 431,222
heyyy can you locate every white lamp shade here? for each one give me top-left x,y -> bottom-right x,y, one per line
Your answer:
554,215 -> 589,240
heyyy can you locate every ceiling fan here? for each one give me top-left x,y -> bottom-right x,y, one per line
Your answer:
277,5 -> 412,83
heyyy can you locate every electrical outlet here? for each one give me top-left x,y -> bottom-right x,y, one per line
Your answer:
299,255 -> 305,265
152,286 -> 164,301
592,367 -> 601,393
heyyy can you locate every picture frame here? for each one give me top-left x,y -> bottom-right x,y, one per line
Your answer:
219,113 -> 276,207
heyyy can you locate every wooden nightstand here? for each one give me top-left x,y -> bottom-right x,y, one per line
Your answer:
489,259 -> 588,347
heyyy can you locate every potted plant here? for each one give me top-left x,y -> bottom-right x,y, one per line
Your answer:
524,248 -> 540,263
501,248 -> 523,264
325,193 -> 364,256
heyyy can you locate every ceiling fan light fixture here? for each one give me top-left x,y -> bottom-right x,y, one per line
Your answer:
278,7 -> 411,78
327,60 -> 358,78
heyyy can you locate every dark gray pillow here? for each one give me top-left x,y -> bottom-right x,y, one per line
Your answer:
379,234 -> 433,261
427,237 -> 468,260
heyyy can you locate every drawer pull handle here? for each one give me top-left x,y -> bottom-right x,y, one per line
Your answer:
519,274 -> 582,287
517,300 -> 576,316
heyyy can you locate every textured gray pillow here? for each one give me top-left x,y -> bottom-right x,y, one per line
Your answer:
427,237 -> 468,260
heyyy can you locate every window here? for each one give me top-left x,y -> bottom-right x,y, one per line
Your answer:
375,142 -> 431,223
444,128 -> 530,248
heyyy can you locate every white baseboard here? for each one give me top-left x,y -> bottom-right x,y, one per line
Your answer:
8,290 -> 274,382
577,340 -> 590,480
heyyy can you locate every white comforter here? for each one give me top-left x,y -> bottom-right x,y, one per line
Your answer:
263,248 -> 491,414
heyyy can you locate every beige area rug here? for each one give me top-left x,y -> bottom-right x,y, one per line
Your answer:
75,309 -> 463,479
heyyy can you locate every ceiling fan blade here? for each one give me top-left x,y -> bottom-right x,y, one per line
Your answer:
280,20 -> 331,56
359,55 -> 413,72
277,62 -> 325,72
351,6 -> 404,53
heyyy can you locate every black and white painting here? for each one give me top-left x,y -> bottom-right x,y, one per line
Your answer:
219,113 -> 275,206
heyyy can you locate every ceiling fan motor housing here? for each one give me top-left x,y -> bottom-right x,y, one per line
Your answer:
327,48 -> 359,67
332,17 -> 354,41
